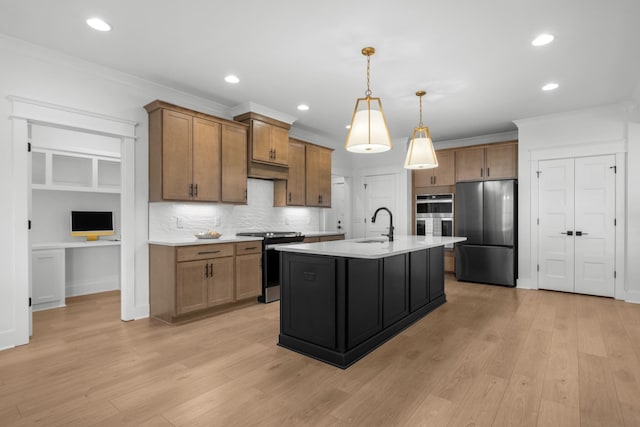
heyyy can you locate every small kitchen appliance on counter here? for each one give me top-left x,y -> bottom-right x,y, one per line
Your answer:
235,231 -> 305,302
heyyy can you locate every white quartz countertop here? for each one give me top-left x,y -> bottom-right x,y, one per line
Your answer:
33,240 -> 121,250
148,236 -> 263,246
275,235 -> 467,259
303,231 -> 346,237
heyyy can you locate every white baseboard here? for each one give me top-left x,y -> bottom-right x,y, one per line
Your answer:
516,277 -> 536,290
625,289 -> 640,304
66,276 -> 120,297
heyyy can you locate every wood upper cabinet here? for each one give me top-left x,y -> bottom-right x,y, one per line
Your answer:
413,149 -> 455,188
250,119 -> 289,166
192,117 -> 221,201
274,139 -> 306,206
146,100 -> 248,203
221,124 -> 248,203
306,144 -> 332,207
455,141 -> 517,182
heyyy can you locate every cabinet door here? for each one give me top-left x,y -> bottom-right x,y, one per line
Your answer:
413,169 -> 433,188
235,253 -> 262,300
383,254 -> 408,327
250,120 -> 273,164
208,257 -> 235,306
192,117 -> 221,202
409,250 -> 429,312
433,150 -> 455,186
287,141 -> 306,205
32,249 -> 65,310
162,110 -> 193,200
485,143 -> 517,179
176,259 -> 208,314
270,126 -> 289,166
306,145 -> 332,207
456,147 -> 485,182
429,246 -> 445,301
317,147 -> 332,207
221,124 -> 248,203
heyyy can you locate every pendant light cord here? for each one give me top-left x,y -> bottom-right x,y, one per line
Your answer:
365,54 -> 372,97
419,94 -> 423,127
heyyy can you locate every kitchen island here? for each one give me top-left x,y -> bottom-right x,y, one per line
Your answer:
275,235 -> 466,368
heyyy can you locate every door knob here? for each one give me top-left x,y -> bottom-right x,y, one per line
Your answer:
576,231 -> 588,236
560,231 -> 574,236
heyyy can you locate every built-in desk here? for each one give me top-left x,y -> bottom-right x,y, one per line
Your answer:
31,240 -> 121,311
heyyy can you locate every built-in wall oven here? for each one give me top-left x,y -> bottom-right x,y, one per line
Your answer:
416,193 -> 454,247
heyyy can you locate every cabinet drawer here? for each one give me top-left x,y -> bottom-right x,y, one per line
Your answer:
177,244 -> 234,262
235,241 -> 262,255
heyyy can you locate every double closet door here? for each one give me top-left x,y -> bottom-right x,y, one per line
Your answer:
538,155 -> 616,297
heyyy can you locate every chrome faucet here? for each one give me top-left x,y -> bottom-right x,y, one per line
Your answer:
371,207 -> 394,242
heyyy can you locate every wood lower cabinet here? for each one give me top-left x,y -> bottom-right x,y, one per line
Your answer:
455,141 -> 517,182
413,149 -> 455,188
149,241 -> 262,323
146,100 -> 248,203
235,242 -> 262,300
306,144 -> 332,207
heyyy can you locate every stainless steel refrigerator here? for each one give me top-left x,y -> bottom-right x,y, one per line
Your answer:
455,179 -> 517,287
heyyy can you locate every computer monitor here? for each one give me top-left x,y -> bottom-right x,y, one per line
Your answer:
70,211 -> 114,241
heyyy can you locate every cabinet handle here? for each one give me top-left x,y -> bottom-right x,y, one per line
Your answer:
209,263 -> 213,276
189,184 -> 194,197
288,192 -> 292,202
245,246 -> 257,250
487,168 -> 490,177
198,250 -> 220,255
194,184 -> 198,197
204,264 -> 209,278
480,168 -> 484,177
273,148 -> 277,159
433,176 -> 437,185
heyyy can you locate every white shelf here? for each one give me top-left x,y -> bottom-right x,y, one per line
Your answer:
32,241 -> 121,250
31,148 -> 121,193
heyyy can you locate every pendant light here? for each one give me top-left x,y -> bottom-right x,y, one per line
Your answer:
345,47 -> 392,153
404,90 -> 438,169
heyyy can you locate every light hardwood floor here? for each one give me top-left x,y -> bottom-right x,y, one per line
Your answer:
2,276 -> 640,426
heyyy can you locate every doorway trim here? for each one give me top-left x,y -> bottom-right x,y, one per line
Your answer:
529,140 -> 627,300
8,96 -> 138,347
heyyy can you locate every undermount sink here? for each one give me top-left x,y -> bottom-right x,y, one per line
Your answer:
356,239 -> 387,243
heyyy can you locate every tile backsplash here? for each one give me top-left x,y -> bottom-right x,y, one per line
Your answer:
149,178 -> 321,240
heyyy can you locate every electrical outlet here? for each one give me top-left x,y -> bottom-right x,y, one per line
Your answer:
176,217 -> 184,228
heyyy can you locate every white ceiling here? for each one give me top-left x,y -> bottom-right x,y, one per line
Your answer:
1,0 -> 639,149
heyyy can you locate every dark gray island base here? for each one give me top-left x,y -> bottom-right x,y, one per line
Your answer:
278,246 -> 446,369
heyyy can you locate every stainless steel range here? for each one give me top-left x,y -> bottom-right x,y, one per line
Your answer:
236,231 -> 305,303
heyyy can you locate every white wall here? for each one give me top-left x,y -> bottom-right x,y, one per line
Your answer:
626,106 -> 640,302
514,104 -> 633,299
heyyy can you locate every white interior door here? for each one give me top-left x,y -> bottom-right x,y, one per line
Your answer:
364,174 -> 396,238
537,155 -> 616,296
538,158 -> 575,293
573,155 -> 615,297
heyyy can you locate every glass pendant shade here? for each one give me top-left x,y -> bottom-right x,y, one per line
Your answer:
404,128 -> 438,169
345,97 -> 392,153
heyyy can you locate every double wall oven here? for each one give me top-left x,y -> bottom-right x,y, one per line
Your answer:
416,193 -> 454,247
236,231 -> 305,303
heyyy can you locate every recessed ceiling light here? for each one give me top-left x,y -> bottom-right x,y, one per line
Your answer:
532,33 -> 554,46
86,18 -> 111,32
345,125 -> 351,129
297,104 -> 309,111
224,75 -> 240,84
542,83 -> 559,91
